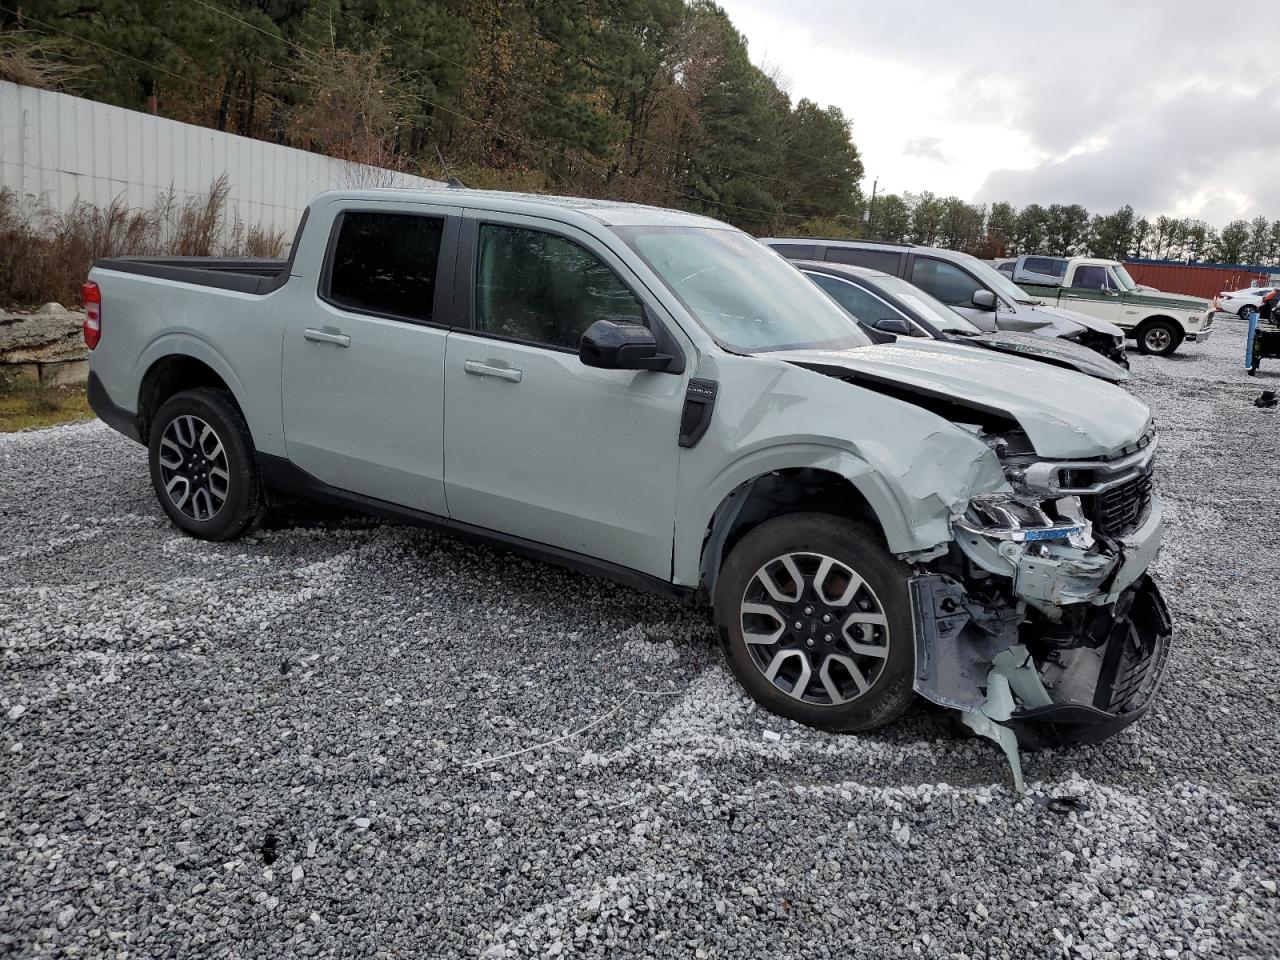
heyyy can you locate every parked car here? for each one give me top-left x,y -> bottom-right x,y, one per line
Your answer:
796,260 -> 1129,383
763,238 -> 1129,367
1218,286 -> 1275,319
999,254 -> 1214,356
85,188 -> 1170,777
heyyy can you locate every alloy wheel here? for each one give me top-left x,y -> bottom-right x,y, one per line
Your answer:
739,551 -> 890,706
157,414 -> 230,521
1144,328 -> 1171,353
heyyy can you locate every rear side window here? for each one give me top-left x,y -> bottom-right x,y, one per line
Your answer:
327,212 -> 445,322
910,257 -> 984,307
474,224 -> 643,349
826,247 -> 904,274
767,242 -> 818,260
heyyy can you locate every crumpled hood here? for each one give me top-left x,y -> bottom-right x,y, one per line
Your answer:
775,339 -> 1151,459
958,330 -> 1129,383
1013,302 -> 1125,338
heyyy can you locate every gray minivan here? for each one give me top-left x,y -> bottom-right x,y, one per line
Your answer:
764,237 -> 1128,367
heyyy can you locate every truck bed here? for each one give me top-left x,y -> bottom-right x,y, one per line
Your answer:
92,256 -> 291,295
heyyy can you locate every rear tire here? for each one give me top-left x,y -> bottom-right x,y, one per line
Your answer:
1136,319 -> 1181,356
148,388 -> 265,541
713,513 -> 915,733
1238,304 -> 1255,320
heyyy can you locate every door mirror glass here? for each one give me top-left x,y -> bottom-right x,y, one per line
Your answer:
579,319 -> 671,371
971,289 -> 997,310
872,317 -> 911,335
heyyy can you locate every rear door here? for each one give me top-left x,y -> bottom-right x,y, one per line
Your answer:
281,204 -> 459,514
442,212 -> 688,580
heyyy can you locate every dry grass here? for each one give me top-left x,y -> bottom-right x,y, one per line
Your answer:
0,376 -> 95,432
0,179 -> 287,309
0,30 -> 90,91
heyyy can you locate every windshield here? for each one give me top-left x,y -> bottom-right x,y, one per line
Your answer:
614,226 -> 872,352
872,275 -> 982,334
1110,264 -> 1138,290
949,250 -> 1039,305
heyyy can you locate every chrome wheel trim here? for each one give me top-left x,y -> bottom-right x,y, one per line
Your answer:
1144,327 -> 1172,352
740,551 -> 890,706
157,414 -> 230,521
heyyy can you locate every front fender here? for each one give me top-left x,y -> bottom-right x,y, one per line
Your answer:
670,354 -> 1009,588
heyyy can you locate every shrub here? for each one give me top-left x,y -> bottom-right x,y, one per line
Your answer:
0,179 -> 287,309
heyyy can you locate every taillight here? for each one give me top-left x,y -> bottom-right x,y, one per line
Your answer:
82,281 -> 101,349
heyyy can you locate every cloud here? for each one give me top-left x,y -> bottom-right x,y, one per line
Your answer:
902,137 -> 951,164
717,0 -> 1280,226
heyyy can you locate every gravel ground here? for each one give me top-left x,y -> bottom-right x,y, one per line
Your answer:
2,319 -> 1278,959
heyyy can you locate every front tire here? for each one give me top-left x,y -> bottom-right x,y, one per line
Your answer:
1238,304 -> 1254,320
148,388 -> 265,541
713,513 -> 915,732
1137,319 -> 1181,356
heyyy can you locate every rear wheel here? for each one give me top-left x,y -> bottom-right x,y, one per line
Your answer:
1137,319 -> 1181,356
148,388 -> 264,541
713,514 -> 915,732
1238,304 -> 1255,320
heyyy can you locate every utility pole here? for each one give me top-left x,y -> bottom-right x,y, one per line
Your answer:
863,177 -> 878,234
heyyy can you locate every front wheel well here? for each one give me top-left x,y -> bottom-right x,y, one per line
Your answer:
137,355 -> 234,443
700,468 -> 888,595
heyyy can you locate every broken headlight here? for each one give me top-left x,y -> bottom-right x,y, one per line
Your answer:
956,493 -> 1086,543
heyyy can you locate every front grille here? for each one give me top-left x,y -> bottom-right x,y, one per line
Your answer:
1203,312 -> 1215,329
1083,470 -> 1153,537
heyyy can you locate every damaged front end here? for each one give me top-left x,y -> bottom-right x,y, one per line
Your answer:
910,427 -> 1171,789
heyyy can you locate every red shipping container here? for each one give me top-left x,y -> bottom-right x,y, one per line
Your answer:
1124,260 -> 1276,301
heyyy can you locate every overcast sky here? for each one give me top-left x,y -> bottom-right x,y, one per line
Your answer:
717,0 -> 1280,227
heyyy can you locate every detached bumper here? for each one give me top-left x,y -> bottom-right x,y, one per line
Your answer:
911,501 -> 1171,750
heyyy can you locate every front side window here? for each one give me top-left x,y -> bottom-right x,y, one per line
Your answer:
328,212 -> 445,322
475,224 -> 643,349
910,257 -> 984,308
806,272 -> 918,333
1072,265 -> 1108,290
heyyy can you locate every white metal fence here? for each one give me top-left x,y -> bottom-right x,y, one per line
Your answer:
0,80 -> 441,241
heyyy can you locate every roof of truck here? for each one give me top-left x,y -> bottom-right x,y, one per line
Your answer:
310,187 -> 733,229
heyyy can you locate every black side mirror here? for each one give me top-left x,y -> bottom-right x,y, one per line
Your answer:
971,289 -> 997,310
579,319 -> 672,371
872,317 -> 911,336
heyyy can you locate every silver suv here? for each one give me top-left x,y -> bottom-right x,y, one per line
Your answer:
764,237 -> 1129,367
85,189 -> 1170,780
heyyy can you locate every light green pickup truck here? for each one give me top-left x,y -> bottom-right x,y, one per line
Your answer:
995,255 -> 1214,356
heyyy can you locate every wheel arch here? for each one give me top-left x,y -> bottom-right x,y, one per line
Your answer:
681,446 -> 951,595
136,342 -> 248,444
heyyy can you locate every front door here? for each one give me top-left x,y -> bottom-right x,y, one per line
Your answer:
908,255 -> 1000,331
281,206 -> 458,514
442,215 -> 687,580
1058,264 -> 1129,330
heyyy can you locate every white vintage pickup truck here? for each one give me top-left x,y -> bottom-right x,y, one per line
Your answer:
996,255 -> 1214,356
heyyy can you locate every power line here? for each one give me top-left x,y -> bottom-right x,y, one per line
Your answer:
9,2 -> 843,225
187,0 -> 842,199
184,0 -> 804,222
0,3 -> 288,116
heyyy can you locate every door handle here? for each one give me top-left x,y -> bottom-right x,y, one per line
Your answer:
303,328 -> 351,348
464,359 -> 522,383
